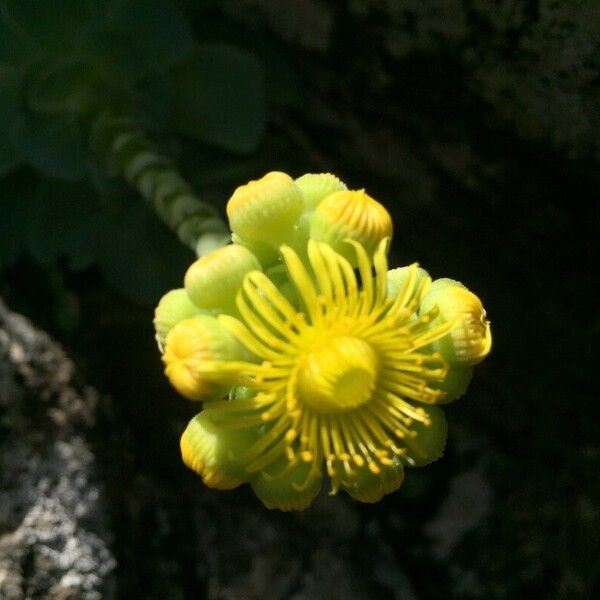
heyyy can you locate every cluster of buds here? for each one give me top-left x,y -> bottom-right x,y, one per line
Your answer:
154,172 -> 492,511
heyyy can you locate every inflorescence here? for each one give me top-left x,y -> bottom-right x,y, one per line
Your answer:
155,172 -> 492,511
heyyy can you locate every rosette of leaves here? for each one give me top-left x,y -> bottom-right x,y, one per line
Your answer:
0,0 -> 272,302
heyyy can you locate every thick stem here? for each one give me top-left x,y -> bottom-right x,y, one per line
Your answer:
90,112 -> 230,256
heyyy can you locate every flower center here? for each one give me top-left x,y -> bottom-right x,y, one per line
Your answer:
297,337 -> 378,414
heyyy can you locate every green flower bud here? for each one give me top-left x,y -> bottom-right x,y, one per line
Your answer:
227,171 -> 304,247
181,411 -> 258,490
184,244 -> 261,314
295,172 -> 347,211
231,233 -> 280,270
386,266 -> 431,300
153,288 -> 203,351
309,189 -> 392,264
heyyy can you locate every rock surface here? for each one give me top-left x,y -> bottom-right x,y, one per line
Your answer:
0,299 -> 115,600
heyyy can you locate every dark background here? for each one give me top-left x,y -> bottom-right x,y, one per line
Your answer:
1,1 -> 598,598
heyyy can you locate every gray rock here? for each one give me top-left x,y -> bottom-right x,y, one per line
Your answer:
0,299 -> 115,600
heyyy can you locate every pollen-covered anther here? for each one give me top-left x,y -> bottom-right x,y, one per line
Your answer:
309,189 -> 393,261
297,337 -> 379,413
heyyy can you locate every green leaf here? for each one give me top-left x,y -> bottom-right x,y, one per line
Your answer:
26,60 -> 98,113
0,9 -> 36,66
107,0 -> 194,70
128,73 -> 175,130
4,0 -> 96,54
79,27 -> 151,83
0,169 -> 37,269
11,112 -> 88,181
97,195 -> 193,304
27,179 -> 105,270
171,43 -> 266,153
0,68 -> 21,176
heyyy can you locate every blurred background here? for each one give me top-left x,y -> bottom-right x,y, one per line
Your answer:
1,1 -> 598,599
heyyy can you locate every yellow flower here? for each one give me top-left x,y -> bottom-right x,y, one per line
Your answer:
170,238 -> 460,509
158,171 -> 492,510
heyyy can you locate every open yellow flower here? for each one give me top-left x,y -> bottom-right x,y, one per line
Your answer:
171,239 -> 467,509
157,171 -> 492,510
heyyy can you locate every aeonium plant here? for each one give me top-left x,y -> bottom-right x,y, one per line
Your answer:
154,172 -> 492,511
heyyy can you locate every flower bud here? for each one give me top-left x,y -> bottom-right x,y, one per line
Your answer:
295,172 -> 347,211
386,266 -> 430,300
153,288 -> 202,351
231,233 -> 280,269
420,280 -> 492,366
227,171 -> 304,247
181,411 -> 257,490
162,315 -> 242,400
184,244 -> 261,314
309,189 -> 392,263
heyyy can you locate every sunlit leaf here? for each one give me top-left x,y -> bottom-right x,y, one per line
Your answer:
171,43 -> 266,153
11,112 -> 87,181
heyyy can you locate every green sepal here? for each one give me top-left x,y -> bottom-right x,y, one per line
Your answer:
403,405 -> 448,467
341,458 -> 405,504
181,410 -> 258,490
251,455 -> 322,511
430,366 -> 474,404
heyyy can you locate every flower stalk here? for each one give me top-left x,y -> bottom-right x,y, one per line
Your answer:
90,112 -> 230,256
